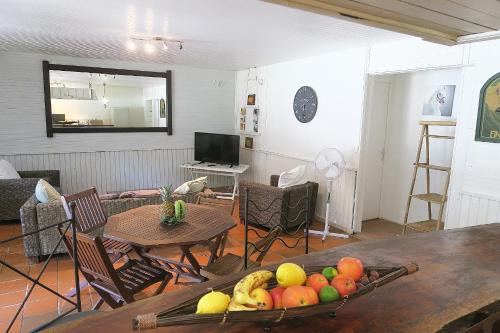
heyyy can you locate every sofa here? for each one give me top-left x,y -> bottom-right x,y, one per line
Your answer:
20,191 -> 199,261
239,175 -> 318,231
0,170 -> 60,222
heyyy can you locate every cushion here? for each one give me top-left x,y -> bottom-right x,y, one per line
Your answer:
118,189 -> 160,199
278,165 -> 307,188
0,159 -> 20,179
35,179 -> 62,203
174,177 -> 208,194
99,192 -> 120,200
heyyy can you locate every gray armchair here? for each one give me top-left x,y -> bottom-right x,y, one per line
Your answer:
239,176 -> 318,231
0,170 -> 60,221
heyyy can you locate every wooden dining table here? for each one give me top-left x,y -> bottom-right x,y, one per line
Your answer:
47,223 -> 500,333
103,204 -> 236,282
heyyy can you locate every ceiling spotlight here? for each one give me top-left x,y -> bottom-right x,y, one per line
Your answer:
162,41 -> 169,50
144,43 -> 155,54
126,40 -> 136,51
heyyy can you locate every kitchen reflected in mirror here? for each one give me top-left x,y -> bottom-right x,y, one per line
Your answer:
42,61 -> 172,137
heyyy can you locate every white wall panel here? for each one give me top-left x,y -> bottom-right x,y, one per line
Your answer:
457,192 -> 500,228
0,148 -> 230,195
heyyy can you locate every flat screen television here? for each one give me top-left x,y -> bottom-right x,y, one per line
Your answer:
194,132 -> 240,165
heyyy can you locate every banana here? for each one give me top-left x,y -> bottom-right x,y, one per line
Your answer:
227,298 -> 257,312
256,282 -> 268,290
233,270 -> 274,306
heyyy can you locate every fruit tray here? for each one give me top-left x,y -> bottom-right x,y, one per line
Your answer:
133,263 -> 418,330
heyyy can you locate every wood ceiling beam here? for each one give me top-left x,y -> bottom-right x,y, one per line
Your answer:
264,0 -> 461,45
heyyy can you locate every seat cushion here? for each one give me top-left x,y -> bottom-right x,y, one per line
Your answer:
35,179 -> 61,203
174,176 -> 207,194
278,165 -> 306,188
0,159 -> 20,179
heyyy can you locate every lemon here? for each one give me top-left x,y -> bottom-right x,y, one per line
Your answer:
276,263 -> 307,288
196,291 -> 231,314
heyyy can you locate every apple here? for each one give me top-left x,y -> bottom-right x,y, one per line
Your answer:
331,274 -> 357,297
249,288 -> 273,310
337,257 -> 364,281
282,286 -> 319,308
270,287 -> 286,309
306,273 -> 330,293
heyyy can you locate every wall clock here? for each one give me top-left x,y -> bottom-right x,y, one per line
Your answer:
293,86 -> 318,123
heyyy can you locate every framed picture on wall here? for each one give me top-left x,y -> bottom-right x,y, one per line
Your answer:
422,85 -> 456,118
247,94 -> 256,106
245,136 -> 254,149
475,72 -> 500,143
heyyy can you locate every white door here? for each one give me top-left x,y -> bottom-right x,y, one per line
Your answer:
362,80 -> 391,221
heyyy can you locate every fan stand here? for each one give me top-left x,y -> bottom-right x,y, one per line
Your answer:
309,179 -> 349,241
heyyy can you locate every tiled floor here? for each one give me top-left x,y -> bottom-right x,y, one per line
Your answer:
0,206 -> 362,333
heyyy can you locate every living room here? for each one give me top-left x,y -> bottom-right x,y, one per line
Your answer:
1,1 -> 500,332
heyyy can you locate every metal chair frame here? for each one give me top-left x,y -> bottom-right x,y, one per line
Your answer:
0,203 -> 81,333
243,184 -> 312,269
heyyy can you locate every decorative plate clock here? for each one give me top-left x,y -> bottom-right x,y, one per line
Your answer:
293,86 -> 318,123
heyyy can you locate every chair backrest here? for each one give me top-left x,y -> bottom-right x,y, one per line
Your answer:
61,187 -> 107,233
196,195 -> 235,215
246,226 -> 281,265
59,228 -> 126,295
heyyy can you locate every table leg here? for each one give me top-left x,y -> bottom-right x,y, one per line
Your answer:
232,173 -> 239,200
179,245 -> 202,275
207,234 -> 223,265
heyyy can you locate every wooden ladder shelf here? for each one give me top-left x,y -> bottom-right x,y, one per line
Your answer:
402,120 -> 456,235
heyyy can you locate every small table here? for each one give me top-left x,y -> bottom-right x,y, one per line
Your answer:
104,204 -> 236,282
180,162 -> 250,200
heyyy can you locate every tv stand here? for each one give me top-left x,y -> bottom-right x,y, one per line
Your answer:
180,162 -> 250,200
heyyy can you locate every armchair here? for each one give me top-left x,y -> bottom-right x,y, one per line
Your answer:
239,176 -> 318,231
0,170 -> 60,221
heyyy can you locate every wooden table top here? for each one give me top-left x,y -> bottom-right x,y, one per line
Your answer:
104,204 -> 236,248
48,224 -> 500,333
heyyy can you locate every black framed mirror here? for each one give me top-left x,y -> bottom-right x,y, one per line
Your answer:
42,61 -> 172,137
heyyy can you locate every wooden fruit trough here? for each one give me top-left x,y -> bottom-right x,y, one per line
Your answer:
133,263 -> 418,330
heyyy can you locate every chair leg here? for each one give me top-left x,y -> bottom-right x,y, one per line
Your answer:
65,280 -> 89,298
154,273 -> 173,295
218,232 -> 228,258
173,253 -> 186,284
92,297 -> 104,310
92,288 -> 122,309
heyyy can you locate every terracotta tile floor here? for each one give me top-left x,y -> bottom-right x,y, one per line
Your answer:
0,208 -> 358,332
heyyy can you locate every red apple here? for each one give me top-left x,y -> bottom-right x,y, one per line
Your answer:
306,273 -> 330,293
270,287 -> 286,309
337,257 -> 364,281
331,274 -> 357,297
249,288 -> 273,310
282,286 -> 319,308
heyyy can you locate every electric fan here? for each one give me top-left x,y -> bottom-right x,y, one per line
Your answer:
310,148 -> 349,241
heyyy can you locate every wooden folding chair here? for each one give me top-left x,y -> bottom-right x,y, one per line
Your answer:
61,187 -> 132,262
200,226 -> 281,280
60,229 -> 172,310
172,195 -> 235,284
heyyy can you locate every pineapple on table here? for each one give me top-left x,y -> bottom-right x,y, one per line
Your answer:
159,186 -> 175,222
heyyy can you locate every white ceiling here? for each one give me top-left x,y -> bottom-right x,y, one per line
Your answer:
0,0 -> 408,70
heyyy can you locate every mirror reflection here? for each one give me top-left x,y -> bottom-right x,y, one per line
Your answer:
49,70 -> 168,129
